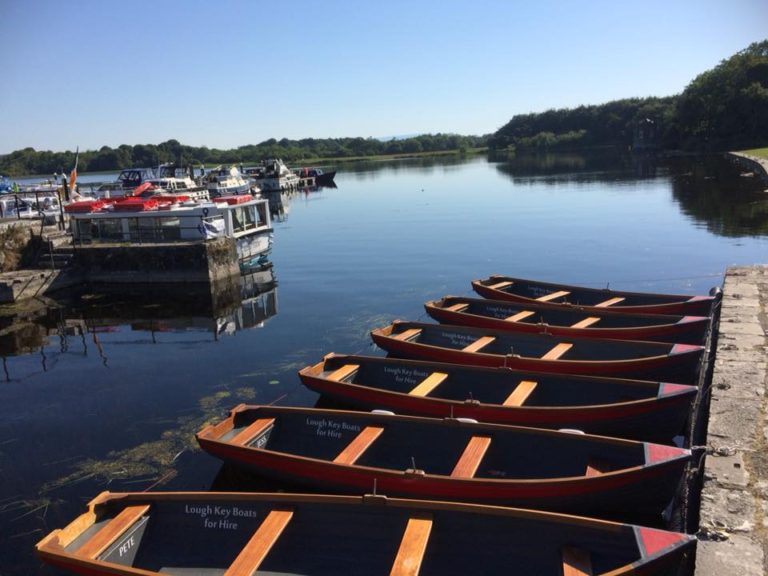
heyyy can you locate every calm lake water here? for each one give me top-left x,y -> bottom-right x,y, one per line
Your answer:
2,152 -> 767,574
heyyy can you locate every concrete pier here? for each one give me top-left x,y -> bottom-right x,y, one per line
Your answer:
695,266 -> 767,575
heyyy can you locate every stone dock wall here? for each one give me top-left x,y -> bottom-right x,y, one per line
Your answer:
73,237 -> 240,284
727,152 -> 768,185
695,266 -> 767,575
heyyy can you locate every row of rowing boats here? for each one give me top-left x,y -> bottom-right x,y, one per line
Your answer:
37,275 -> 720,575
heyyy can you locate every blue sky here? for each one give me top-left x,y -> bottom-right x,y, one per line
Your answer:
1,0 -> 766,154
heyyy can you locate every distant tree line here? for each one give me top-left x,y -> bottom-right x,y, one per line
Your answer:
0,134 -> 489,177
491,40 -> 768,152
4,41 -> 766,177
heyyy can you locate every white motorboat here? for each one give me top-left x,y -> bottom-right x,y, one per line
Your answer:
204,165 -> 257,198
245,158 -> 300,192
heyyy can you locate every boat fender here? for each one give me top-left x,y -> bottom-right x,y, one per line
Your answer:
454,417 -> 479,424
202,207 -> 209,217
558,428 -> 585,435
709,286 -> 723,298
371,409 -> 395,416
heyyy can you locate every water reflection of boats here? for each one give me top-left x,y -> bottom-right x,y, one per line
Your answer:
94,264 -> 278,338
261,190 -> 291,221
0,263 -> 278,368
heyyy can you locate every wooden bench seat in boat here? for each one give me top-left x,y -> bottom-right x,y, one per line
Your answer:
390,514 -> 433,576
502,380 -> 538,407
461,336 -> 495,353
223,509 -> 293,576
333,426 -> 385,465
536,290 -> 570,302
326,364 -> 360,382
570,317 -> 601,329
595,296 -> 626,308
488,280 -> 513,290
562,546 -> 593,576
76,504 -> 151,559
540,342 -> 573,360
444,302 -> 469,312
230,418 -> 276,447
408,372 -> 448,397
505,310 -> 536,322
450,436 -> 492,478
393,328 -> 422,342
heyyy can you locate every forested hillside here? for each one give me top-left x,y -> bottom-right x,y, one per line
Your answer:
490,40 -> 768,152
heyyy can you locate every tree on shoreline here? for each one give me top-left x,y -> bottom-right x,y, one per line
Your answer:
491,40 -> 768,153
0,134 -> 488,177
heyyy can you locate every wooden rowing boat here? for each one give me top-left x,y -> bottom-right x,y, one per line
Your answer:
425,295 -> 709,344
196,405 -> 690,520
36,491 -> 695,576
472,275 -> 719,316
370,321 -> 704,384
298,353 -> 697,442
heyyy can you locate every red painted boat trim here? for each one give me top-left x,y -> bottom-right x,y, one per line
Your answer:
678,315 -> 707,325
214,195 -> 252,205
645,443 -> 689,465
64,200 -> 106,213
687,295 -> 712,303
659,382 -> 696,397
670,343 -> 704,355
636,525 -> 691,558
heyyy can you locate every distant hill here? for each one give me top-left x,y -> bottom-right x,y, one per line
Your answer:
490,40 -> 768,152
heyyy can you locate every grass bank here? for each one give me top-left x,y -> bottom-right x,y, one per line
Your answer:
737,147 -> 768,160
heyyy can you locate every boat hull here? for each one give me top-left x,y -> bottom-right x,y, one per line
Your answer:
201,439 -> 687,521
196,406 -> 691,522
425,296 -> 709,344
371,322 -> 704,384
37,491 -> 696,576
298,354 -> 696,442
472,275 -> 718,316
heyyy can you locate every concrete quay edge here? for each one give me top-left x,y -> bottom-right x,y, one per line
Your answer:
695,265 -> 768,576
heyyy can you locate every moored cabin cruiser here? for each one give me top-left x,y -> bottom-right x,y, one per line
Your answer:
0,193 -> 62,221
244,158 -> 300,192
141,176 -> 209,202
94,167 -> 156,198
93,164 -> 207,199
204,165 -> 257,198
